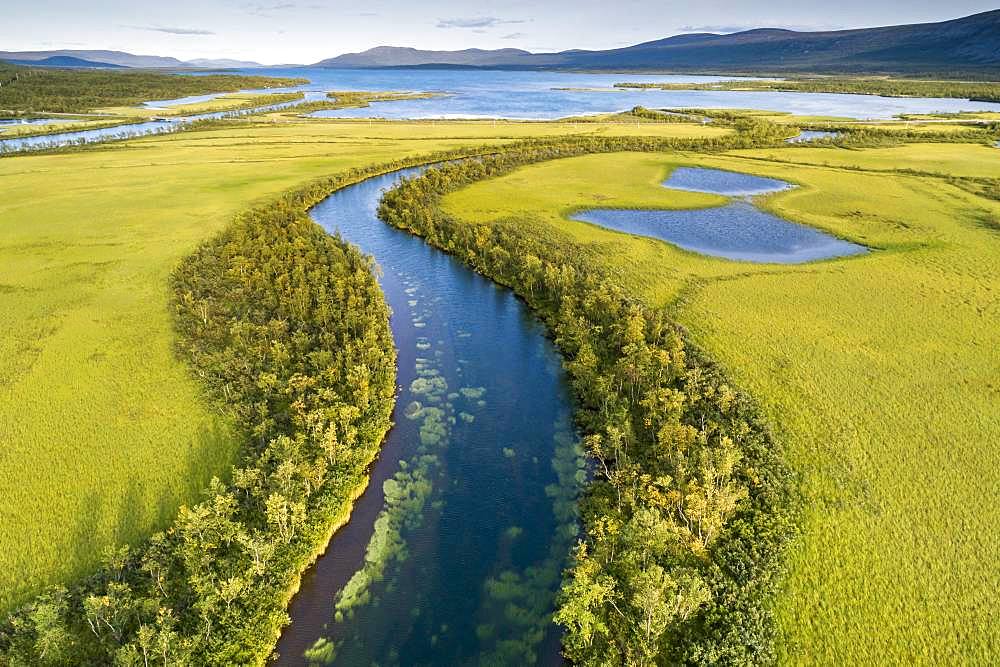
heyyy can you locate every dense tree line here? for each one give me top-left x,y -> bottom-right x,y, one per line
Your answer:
797,122 -> 1000,146
615,78 -> 1000,103
626,107 -> 708,123
377,138 -> 798,665
0,63 -> 304,113
283,90 -> 437,115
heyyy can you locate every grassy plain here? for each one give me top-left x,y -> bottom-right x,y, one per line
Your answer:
441,145 -> 1000,663
0,117 -> 127,138
0,116 -> 724,614
93,91 -> 302,117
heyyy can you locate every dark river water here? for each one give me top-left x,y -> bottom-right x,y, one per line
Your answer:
573,167 -> 868,263
272,167 -> 584,666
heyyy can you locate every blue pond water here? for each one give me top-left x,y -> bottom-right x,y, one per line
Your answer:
573,167 -> 867,263
0,117 -> 77,127
786,130 -> 840,143
273,166 -> 582,666
663,166 -> 793,196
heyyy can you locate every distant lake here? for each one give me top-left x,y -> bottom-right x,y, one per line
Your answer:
4,68 -> 1000,153
215,68 -> 1000,121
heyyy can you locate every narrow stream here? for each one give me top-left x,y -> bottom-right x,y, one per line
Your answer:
273,166 -> 584,666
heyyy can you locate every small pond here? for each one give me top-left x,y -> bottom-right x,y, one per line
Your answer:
0,117 -> 75,126
663,166 -> 792,196
572,167 -> 867,264
786,130 -> 840,143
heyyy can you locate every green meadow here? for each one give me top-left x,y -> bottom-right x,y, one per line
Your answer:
441,145 -> 1000,663
0,116 -> 725,614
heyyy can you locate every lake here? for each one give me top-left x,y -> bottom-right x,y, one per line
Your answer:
4,68 -> 1000,153
246,68 -> 1000,120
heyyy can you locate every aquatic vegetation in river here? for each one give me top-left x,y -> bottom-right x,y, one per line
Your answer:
474,419 -> 586,665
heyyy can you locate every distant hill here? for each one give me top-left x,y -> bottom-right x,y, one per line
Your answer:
316,46 -> 538,68
183,58 -> 265,69
314,10 -> 1000,76
6,10 -> 999,76
1,55 -> 124,69
0,50 -> 186,68
0,51 -> 264,70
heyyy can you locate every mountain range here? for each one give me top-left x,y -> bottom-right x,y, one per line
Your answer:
0,55 -> 127,69
317,10 -> 1000,75
3,10 -> 998,76
0,50 -> 264,69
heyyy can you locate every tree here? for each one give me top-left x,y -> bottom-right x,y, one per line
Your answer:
29,587 -> 72,664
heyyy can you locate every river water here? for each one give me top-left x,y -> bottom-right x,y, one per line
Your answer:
273,166 -> 584,666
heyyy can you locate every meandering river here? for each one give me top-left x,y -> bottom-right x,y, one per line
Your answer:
273,166 -> 583,666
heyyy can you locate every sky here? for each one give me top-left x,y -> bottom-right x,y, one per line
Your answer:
2,1 -> 996,65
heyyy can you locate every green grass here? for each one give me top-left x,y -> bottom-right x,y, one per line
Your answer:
0,117 -> 723,614
95,91 -> 305,118
440,145 -> 1000,663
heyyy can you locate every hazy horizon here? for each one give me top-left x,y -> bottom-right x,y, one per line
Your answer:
2,2 -> 997,65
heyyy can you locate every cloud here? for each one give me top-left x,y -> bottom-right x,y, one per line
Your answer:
436,17 -> 526,29
500,32 -> 526,40
129,25 -> 216,35
242,2 -> 299,17
679,22 -> 844,33
679,24 -> 755,33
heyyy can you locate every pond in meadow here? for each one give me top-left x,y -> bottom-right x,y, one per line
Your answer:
573,167 -> 868,263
